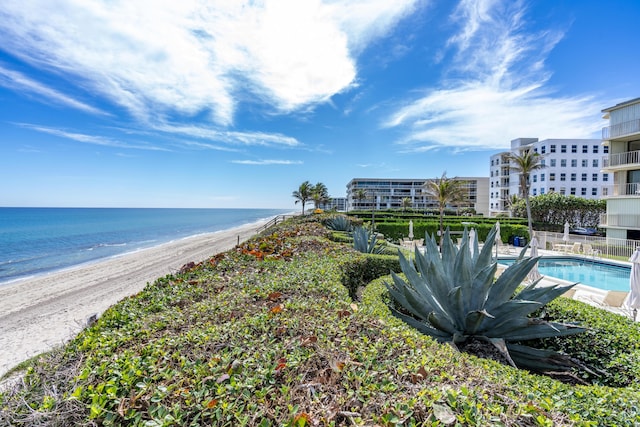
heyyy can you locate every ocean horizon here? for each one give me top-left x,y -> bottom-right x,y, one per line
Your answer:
0,207 -> 291,285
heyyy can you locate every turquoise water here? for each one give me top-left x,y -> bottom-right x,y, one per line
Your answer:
0,207 -> 290,284
499,257 -> 631,292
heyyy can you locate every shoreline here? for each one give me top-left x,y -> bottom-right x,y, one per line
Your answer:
0,218 -> 271,378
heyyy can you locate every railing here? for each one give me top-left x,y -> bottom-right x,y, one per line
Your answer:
536,231 -> 639,259
602,214 -> 640,228
601,182 -> 640,197
602,118 -> 640,140
602,150 -> 640,168
256,214 -> 296,233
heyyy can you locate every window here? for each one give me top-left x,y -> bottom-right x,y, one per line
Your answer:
560,173 -> 566,181
541,146 -> 546,154
549,187 -> 555,192
541,173 -> 545,181
541,159 -> 546,166
593,159 -> 598,167
582,145 -> 588,153
491,181 -> 494,187
581,173 -> 587,181
533,175 -> 537,182
593,145 -> 599,154
604,145 -> 609,154
571,145 -> 577,153
534,148 -> 538,153
550,159 -> 556,167
550,173 -> 556,181
592,188 -> 598,196
550,145 -> 556,153
561,159 -> 567,167
592,173 -> 598,181
582,159 -> 588,167
541,188 -> 546,194
603,174 -> 609,182
561,145 -> 567,153
571,173 -> 576,181
571,159 -> 577,167
581,188 -> 587,196
560,188 -> 566,195
570,187 -> 576,195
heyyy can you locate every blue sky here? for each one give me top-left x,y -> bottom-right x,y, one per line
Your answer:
1,0 -> 639,209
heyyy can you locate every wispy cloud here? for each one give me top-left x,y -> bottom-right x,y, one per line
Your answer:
0,65 -> 108,116
383,0 -> 602,151
0,0 -> 417,126
230,159 -> 303,165
15,123 -> 169,151
156,123 -> 302,148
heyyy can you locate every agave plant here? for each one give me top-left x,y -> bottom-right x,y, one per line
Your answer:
385,225 -> 587,374
353,226 -> 384,254
325,215 -> 353,232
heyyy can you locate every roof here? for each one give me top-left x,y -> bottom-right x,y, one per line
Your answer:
602,96 -> 640,112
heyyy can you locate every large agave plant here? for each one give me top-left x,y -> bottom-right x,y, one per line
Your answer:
326,215 -> 353,232
385,225 -> 587,373
353,226 -> 384,254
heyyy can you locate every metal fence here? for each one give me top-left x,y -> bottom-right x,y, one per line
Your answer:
536,231 -> 640,259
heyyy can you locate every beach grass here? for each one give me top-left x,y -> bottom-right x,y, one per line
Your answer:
1,214 -> 639,426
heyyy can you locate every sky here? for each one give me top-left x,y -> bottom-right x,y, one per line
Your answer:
1,0 -> 640,209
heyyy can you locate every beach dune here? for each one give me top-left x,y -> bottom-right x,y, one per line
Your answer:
0,220 -> 267,378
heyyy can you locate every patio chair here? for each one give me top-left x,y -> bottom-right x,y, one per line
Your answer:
568,242 -> 582,254
582,243 -> 600,257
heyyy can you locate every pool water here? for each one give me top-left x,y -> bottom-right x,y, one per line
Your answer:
498,257 -> 631,292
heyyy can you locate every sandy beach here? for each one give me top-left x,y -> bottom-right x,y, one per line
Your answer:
0,219 -> 269,378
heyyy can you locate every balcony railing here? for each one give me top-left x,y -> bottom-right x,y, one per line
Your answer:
601,182 -> 640,197
602,149 -> 640,168
601,214 -> 640,229
602,118 -> 640,139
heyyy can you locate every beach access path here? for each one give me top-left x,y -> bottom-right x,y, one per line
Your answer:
0,219 -> 268,378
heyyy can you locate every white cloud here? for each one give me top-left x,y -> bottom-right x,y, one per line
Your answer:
231,159 -> 303,165
0,65 -> 108,116
0,0 -> 417,125
156,123 -> 302,147
383,0 -> 602,151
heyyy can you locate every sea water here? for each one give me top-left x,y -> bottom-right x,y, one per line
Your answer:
0,207 -> 290,285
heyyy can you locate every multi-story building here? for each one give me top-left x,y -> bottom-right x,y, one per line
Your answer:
318,197 -> 347,212
601,97 -> 640,240
346,177 -> 489,216
489,138 -> 611,216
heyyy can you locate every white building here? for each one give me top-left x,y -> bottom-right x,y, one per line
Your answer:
601,97 -> 640,240
346,177 -> 489,216
489,138 -> 611,216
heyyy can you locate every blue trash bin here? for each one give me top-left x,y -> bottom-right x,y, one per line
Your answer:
513,236 -> 520,247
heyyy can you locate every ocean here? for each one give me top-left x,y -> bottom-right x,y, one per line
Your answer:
0,207 -> 291,285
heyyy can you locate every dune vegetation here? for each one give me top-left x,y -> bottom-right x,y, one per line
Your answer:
1,214 -> 639,426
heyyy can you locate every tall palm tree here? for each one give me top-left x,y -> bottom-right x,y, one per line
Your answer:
354,189 -> 367,210
424,172 -> 467,244
311,182 -> 330,210
292,181 -> 312,215
401,197 -> 412,212
506,149 -> 545,238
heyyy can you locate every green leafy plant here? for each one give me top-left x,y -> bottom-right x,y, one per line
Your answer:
325,215 -> 353,232
385,225 -> 589,374
353,226 -> 384,254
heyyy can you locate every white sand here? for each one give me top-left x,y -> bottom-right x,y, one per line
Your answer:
0,219 -> 269,378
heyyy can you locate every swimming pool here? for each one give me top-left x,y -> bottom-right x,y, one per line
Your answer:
498,257 -> 631,292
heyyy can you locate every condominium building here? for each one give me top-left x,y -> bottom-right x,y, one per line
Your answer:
489,138 -> 611,216
345,177 -> 489,216
601,97 -> 640,240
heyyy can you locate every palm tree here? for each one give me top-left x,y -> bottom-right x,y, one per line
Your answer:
292,181 -> 312,215
506,149 -> 545,238
311,182 -> 330,210
424,172 -> 467,245
354,189 -> 367,210
401,197 -> 412,212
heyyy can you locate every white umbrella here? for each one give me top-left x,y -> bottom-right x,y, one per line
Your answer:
624,247 -> 640,321
408,220 -> 414,240
469,228 -> 477,256
562,221 -> 570,242
527,236 -> 542,282
495,221 -> 501,258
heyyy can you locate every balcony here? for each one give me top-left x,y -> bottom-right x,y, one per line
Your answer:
602,150 -> 640,169
601,213 -> 640,229
602,118 -> 640,140
601,182 -> 640,197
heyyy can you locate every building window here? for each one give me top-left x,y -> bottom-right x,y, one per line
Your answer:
550,173 -> 556,181
571,145 -> 577,153
541,159 -> 546,166
581,173 -> 587,181
571,173 -> 576,181
592,188 -> 598,196
541,146 -> 546,154
593,145 -> 599,154
570,187 -> 576,195
593,159 -> 598,167
533,188 -> 537,195
550,145 -> 556,153
560,173 -> 566,181
550,159 -> 556,167
533,175 -> 537,182
561,145 -> 567,153
604,145 -> 609,154
592,173 -> 598,181
541,173 -> 545,181
534,147 -> 538,153
582,145 -> 588,153
582,159 -> 588,167
561,159 -> 567,167
571,159 -> 577,167
603,174 -> 609,182
541,188 -> 546,194
581,187 -> 587,196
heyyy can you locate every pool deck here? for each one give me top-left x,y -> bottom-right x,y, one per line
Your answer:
497,244 -> 638,322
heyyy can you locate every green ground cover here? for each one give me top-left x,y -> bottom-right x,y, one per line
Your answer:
1,215 -> 639,426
